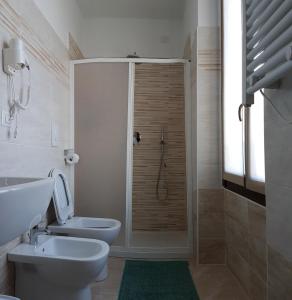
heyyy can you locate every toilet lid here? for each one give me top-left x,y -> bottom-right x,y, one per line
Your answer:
49,169 -> 74,225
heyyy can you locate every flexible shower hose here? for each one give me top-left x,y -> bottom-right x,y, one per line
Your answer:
156,140 -> 168,201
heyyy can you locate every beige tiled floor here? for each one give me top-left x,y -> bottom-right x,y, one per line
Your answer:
92,257 -> 249,300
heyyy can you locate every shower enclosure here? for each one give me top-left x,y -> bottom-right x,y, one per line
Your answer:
72,59 -> 192,257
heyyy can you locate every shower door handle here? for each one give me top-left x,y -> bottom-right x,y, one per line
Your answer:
133,131 -> 141,144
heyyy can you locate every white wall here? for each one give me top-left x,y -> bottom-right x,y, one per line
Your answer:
0,0 -> 71,179
33,0 -> 83,48
198,0 -> 220,27
182,0 -> 197,48
32,0 -> 220,57
34,0 -> 187,58
80,17 -> 183,58
0,1 -> 72,293
265,74 -> 292,262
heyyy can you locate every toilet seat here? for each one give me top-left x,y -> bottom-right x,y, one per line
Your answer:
48,169 -> 121,245
48,169 -> 74,225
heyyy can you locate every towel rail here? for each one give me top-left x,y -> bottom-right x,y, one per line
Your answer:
247,60 -> 292,94
247,0 -> 285,38
247,24 -> 292,62
247,46 -> 291,82
247,5 -> 292,50
245,0 -> 292,97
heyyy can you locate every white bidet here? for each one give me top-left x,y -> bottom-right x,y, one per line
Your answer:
8,235 -> 109,300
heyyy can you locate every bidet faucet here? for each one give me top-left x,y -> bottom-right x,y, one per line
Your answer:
29,227 -> 50,246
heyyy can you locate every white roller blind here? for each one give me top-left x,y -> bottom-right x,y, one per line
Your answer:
248,92 -> 265,183
223,0 -> 244,179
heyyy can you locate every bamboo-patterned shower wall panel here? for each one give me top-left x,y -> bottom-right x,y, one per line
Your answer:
132,63 -> 187,231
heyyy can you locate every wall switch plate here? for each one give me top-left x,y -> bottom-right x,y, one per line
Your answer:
51,121 -> 59,147
2,111 -> 11,127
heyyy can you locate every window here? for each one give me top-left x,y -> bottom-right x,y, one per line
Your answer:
246,92 -> 265,193
222,0 -> 265,205
223,0 -> 244,185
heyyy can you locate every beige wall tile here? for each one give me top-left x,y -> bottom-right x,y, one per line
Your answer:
249,236 -> 267,282
199,189 -> 224,213
199,238 -> 226,264
191,264 -> 249,300
197,27 -> 221,190
248,202 -> 266,241
250,269 -> 267,300
197,27 -> 220,51
199,189 -> 224,239
227,246 -> 250,294
199,213 -> 225,239
132,63 -> 187,231
224,189 -> 268,298
268,246 -> 292,300
224,190 -> 248,229
225,215 -> 249,261
196,26 -> 223,263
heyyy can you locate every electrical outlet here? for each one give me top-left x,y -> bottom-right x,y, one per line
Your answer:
2,111 -> 11,127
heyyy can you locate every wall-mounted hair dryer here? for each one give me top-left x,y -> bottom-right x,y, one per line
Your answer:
2,38 -> 31,138
3,38 -> 30,75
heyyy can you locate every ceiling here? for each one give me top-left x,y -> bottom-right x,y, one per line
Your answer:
76,0 -> 185,20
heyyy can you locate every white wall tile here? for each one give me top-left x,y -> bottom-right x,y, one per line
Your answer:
265,71 -> 292,263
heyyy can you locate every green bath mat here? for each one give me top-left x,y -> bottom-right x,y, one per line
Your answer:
118,260 -> 200,300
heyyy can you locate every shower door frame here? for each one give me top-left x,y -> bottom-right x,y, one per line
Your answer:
70,58 -> 193,258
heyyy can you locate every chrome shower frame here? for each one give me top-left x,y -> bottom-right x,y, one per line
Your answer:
70,58 -> 193,258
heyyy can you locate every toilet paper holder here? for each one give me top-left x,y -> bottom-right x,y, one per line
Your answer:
64,149 -> 80,165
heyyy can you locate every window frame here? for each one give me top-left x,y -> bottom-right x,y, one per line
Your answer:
221,0 -> 266,205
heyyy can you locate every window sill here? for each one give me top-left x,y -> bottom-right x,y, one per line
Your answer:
223,180 -> 266,207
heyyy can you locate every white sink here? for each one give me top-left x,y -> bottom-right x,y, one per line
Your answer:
8,235 -> 109,300
0,178 -> 55,246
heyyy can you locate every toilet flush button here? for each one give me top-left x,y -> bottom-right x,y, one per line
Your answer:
51,121 -> 59,147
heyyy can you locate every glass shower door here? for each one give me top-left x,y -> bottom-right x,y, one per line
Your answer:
74,62 -> 129,246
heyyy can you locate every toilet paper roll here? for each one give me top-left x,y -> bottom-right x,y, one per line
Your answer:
65,153 -> 80,165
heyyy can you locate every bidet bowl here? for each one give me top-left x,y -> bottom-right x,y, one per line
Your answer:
8,235 -> 109,298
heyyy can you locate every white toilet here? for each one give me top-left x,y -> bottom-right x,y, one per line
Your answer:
47,168 -> 121,280
0,296 -> 20,300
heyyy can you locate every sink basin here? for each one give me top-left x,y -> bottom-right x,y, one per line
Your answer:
8,235 -> 109,300
0,178 -> 55,246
